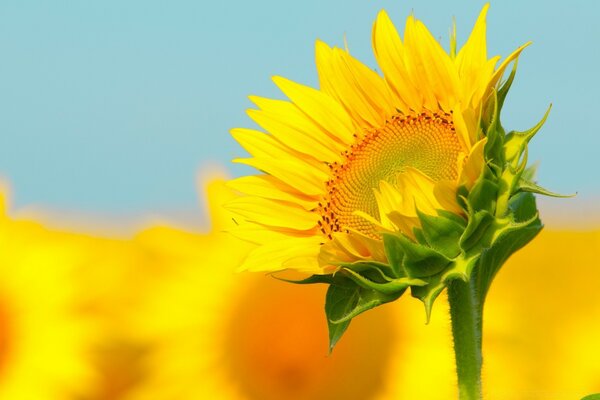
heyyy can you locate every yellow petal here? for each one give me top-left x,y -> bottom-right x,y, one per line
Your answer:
386,211 -> 421,238
234,157 -> 327,197
230,128 -> 293,159
316,41 -> 393,128
489,42 -> 531,89
468,56 -> 500,109
394,167 -> 442,216
318,230 -> 386,266
227,175 -> 318,210
228,222 -> 314,245
273,76 -> 356,145
225,197 -> 320,231
433,180 -> 463,215
340,49 -> 396,118
248,96 -> 346,161
459,138 -> 487,188
239,237 -> 324,273
403,16 -> 461,111
373,180 -> 404,230
456,4 -> 489,97
454,5 -> 505,109
452,106 -> 475,149
371,10 -> 420,111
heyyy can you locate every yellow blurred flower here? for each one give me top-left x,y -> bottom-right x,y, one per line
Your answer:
72,235 -> 158,400
484,229 -> 600,399
0,187 -> 94,399
226,5 -> 528,274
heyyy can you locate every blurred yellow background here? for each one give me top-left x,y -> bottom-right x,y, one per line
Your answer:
0,175 -> 598,400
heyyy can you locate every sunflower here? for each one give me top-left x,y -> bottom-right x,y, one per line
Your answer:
0,185 -> 94,399
226,5 -> 528,274
123,175 -> 458,400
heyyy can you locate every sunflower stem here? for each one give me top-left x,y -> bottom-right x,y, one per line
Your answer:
448,278 -> 483,400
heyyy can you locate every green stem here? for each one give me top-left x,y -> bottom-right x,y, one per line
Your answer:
447,278 -> 483,400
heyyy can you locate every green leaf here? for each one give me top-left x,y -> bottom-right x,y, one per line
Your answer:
416,209 -> 465,258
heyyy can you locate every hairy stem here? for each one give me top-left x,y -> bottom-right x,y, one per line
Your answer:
448,278 -> 483,400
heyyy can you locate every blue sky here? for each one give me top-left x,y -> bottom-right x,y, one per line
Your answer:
0,0 -> 597,223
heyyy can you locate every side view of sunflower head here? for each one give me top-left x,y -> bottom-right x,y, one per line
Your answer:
227,4 -> 567,348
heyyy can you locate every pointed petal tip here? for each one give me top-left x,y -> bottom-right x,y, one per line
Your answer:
271,75 -> 289,88
315,38 -> 329,49
376,9 -> 391,21
480,3 -> 490,16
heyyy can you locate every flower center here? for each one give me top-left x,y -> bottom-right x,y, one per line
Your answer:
318,111 -> 462,238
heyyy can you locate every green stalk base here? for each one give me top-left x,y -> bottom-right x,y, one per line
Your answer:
448,279 -> 483,400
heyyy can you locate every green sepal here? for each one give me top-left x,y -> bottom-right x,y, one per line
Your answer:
504,105 -> 551,164
508,190 -> 539,222
459,210 -> 494,252
389,233 -> 452,278
466,170 -> 498,214
337,260 -> 396,280
475,193 -> 543,300
324,275 -> 404,352
382,233 -> 406,278
456,187 -> 469,213
274,274 -> 335,285
416,209 -> 466,259
411,255 -> 480,322
325,281 -> 357,352
483,59 -> 517,128
341,267 -> 426,295
482,91 -> 506,173
517,178 -> 576,198
327,284 -> 400,326
496,59 -> 518,112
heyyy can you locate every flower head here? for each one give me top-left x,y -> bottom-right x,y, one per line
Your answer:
227,5 -> 526,274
